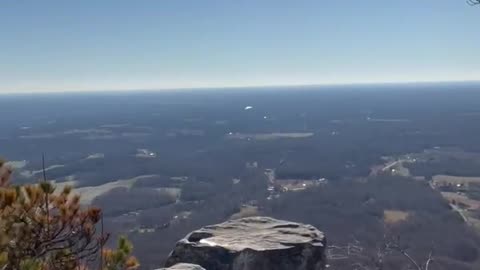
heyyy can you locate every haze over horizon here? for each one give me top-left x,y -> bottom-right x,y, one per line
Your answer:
1,0 -> 480,93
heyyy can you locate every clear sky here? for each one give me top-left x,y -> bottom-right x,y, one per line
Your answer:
1,0 -> 479,93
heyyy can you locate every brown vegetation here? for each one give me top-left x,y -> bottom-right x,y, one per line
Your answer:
0,160 -> 139,270
383,210 -> 410,224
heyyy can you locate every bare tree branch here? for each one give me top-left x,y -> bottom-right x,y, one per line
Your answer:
424,251 -> 434,270
327,234 -> 436,270
388,243 -> 422,270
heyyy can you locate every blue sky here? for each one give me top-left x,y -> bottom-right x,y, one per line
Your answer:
1,0 -> 479,93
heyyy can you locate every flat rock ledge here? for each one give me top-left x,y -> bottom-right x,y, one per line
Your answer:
165,216 -> 326,270
157,263 -> 206,270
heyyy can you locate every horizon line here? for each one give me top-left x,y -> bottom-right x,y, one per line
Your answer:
1,79 -> 480,96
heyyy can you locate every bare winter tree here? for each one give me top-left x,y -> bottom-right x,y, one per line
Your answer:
383,236 -> 435,270
0,158 -> 139,270
467,0 -> 480,5
327,235 -> 435,270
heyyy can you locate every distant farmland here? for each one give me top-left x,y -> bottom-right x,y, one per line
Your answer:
226,132 -> 314,140
433,175 -> 480,185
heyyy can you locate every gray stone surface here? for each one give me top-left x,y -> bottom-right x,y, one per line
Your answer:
157,263 -> 206,270
165,216 -> 326,270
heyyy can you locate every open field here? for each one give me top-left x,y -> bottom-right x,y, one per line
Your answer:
441,192 -> 480,210
230,205 -> 260,220
20,164 -> 65,178
367,117 -> 410,123
61,175 -> 160,204
275,179 -> 321,191
227,132 -> 314,140
383,210 -> 410,224
156,187 -> 182,199
433,175 -> 480,186
5,160 -> 27,169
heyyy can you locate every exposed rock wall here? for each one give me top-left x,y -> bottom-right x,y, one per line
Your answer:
157,263 -> 206,270
164,217 -> 326,270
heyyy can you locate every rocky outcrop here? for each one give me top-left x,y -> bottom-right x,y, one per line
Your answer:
165,216 -> 326,270
157,263 -> 206,270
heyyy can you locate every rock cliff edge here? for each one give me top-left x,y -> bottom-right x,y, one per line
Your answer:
164,216 -> 327,270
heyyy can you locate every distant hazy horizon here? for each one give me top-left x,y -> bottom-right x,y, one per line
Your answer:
1,80 -> 480,95
0,80 -> 480,97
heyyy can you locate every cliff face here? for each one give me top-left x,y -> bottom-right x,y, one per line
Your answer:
164,216 -> 327,270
